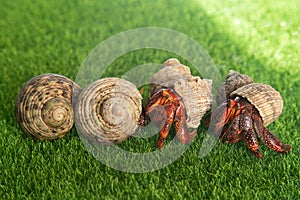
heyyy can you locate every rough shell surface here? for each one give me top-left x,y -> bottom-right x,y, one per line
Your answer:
224,70 -> 254,95
230,83 -> 283,126
162,58 -> 182,68
14,74 -> 80,140
217,70 -> 253,104
150,58 -> 192,94
150,58 -> 213,128
75,78 -> 142,144
174,77 -> 212,128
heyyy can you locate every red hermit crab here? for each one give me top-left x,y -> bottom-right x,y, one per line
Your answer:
144,88 -> 195,148
210,71 -> 291,158
144,58 -> 212,148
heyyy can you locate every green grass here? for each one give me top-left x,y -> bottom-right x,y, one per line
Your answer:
0,0 -> 299,199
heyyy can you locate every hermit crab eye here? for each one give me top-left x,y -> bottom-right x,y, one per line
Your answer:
234,96 -> 241,101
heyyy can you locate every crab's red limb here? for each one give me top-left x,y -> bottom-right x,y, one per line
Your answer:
139,86 -> 145,96
144,89 -> 180,149
174,101 -> 196,144
211,99 -> 239,137
252,110 -> 291,154
210,102 -> 228,136
157,104 -> 176,149
261,128 -> 291,153
144,88 -> 195,148
227,99 -> 240,121
174,101 -> 189,144
238,103 -> 263,158
145,90 -> 168,115
221,115 -> 243,143
243,128 -> 263,158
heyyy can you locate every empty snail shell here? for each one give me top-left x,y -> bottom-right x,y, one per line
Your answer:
217,70 -> 253,104
150,58 -> 213,129
230,83 -> 283,126
75,78 -> 142,145
14,74 -> 80,140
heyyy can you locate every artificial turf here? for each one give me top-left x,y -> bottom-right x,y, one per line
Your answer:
0,0 -> 299,199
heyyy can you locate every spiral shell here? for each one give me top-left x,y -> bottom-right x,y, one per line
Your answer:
150,58 -> 213,129
217,70 -> 253,104
75,78 -> 142,144
15,74 -> 80,140
230,83 -> 283,126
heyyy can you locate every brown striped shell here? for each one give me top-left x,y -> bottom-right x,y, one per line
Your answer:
230,83 -> 283,126
74,78 -> 142,144
217,70 -> 253,104
150,58 -> 213,129
14,74 -> 80,140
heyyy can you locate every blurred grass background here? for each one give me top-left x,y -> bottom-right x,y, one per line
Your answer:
0,0 -> 299,199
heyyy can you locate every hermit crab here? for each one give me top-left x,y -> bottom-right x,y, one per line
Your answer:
144,58 -> 212,148
210,70 -> 291,158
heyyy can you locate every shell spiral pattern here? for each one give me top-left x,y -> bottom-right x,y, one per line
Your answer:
75,78 -> 142,145
15,74 -> 80,140
216,70 -> 253,104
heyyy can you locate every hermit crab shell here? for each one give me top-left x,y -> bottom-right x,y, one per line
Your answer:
14,74 -> 80,140
75,78 -> 142,144
223,70 -> 253,95
150,58 -> 193,94
217,70 -> 253,104
150,58 -> 213,129
230,83 -> 283,126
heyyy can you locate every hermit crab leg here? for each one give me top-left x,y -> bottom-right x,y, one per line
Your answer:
209,102 -> 229,136
242,128 -> 263,158
144,90 -> 167,115
252,110 -> 291,154
157,104 -> 176,149
174,101 -> 196,144
240,112 -> 263,158
221,115 -> 243,144
210,99 -> 239,137
261,128 -> 291,154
